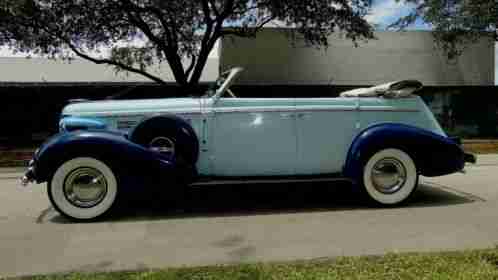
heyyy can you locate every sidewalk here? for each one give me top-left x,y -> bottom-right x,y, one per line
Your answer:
472,154 -> 498,166
0,167 -> 25,181
2,161 -> 498,278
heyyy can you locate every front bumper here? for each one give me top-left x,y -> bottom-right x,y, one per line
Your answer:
20,158 -> 37,187
464,152 -> 476,164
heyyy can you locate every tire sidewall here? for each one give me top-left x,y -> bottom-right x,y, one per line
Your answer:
49,157 -> 118,220
129,116 -> 198,165
362,148 -> 418,205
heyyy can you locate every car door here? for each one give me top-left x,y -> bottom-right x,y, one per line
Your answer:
209,98 -> 297,176
295,98 -> 359,175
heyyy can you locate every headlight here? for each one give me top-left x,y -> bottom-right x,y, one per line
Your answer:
58,116 -> 107,132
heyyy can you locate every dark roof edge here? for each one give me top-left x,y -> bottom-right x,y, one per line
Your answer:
0,81 -> 213,87
0,81 -> 496,88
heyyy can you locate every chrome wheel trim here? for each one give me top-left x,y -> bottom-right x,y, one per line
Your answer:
63,167 -> 108,208
149,136 -> 176,156
371,157 -> 407,194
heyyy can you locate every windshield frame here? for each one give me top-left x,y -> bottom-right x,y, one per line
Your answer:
204,67 -> 244,99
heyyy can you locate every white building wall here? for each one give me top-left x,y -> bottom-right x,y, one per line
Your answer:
0,57 -> 219,83
220,29 -> 495,86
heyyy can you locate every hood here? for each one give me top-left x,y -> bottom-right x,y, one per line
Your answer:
62,98 -> 201,117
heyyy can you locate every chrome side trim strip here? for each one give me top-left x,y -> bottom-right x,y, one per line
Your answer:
213,106 -> 418,114
75,110 -> 203,117
213,106 -> 358,114
73,106 -> 419,117
291,105 -> 357,112
359,108 -> 420,112
190,177 -> 353,187
214,107 -> 295,114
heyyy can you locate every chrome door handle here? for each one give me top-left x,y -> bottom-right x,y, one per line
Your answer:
280,113 -> 294,119
297,112 -> 311,119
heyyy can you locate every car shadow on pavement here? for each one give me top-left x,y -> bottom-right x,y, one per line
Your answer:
48,181 -> 478,224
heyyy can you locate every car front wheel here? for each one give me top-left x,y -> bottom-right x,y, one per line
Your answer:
48,157 -> 118,221
361,148 -> 418,206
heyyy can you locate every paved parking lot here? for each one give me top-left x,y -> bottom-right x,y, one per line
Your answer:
1,157 -> 498,278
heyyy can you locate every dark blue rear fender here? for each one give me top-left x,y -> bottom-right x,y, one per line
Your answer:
343,123 -> 465,183
34,130 -> 177,186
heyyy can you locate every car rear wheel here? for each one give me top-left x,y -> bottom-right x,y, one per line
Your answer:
48,157 -> 118,221
361,148 -> 418,205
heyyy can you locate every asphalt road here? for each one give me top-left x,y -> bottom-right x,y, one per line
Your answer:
1,158 -> 498,278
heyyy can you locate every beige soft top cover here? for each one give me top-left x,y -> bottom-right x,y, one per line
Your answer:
340,80 -> 423,98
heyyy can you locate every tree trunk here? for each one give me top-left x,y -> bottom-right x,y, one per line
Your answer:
188,36 -> 218,93
167,54 -> 188,87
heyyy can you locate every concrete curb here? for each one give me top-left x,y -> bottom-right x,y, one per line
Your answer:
0,167 -> 25,174
0,167 -> 25,181
463,139 -> 498,144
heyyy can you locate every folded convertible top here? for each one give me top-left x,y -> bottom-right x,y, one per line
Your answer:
340,80 -> 423,98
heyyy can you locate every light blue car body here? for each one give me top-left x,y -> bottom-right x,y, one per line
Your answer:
59,68 -> 447,177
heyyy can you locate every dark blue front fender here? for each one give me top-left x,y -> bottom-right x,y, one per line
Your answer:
343,123 -> 465,183
33,130 -> 178,186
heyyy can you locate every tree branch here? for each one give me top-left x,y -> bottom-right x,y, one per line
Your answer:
221,16 -> 275,38
23,18 -> 169,85
119,0 -> 187,85
232,5 -> 259,17
185,55 -> 197,78
201,0 -> 214,26
208,0 -> 220,17
255,16 -> 275,32
66,42 -> 168,85
141,5 -> 177,47
220,0 -> 235,20
119,0 -> 168,52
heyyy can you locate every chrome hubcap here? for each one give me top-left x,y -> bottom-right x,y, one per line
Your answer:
149,137 -> 176,157
371,157 -> 407,194
64,167 -> 108,208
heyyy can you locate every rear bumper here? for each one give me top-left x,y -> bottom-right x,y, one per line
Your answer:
450,136 -> 476,164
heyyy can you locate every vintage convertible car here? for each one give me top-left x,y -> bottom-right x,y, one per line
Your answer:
21,67 -> 476,220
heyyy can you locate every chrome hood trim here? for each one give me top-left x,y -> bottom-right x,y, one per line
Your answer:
62,98 -> 201,117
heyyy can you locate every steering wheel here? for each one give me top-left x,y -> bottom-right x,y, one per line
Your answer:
226,88 -> 238,98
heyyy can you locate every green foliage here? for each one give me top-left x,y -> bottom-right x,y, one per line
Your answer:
13,248 -> 498,280
0,0 -> 374,91
389,0 -> 497,59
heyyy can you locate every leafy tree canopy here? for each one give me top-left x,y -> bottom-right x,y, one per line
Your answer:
390,0 -> 497,59
0,0 -> 374,90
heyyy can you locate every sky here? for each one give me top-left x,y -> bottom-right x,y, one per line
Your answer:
1,0 -> 496,84
365,0 -> 420,29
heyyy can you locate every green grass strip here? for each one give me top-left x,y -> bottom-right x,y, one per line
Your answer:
9,248 -> 498,280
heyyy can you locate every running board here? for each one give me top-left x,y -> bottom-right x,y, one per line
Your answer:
189,177 -> 352,187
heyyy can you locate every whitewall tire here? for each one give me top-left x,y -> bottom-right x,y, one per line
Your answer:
362,148 -> 418,205
48,157 -> 118,220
